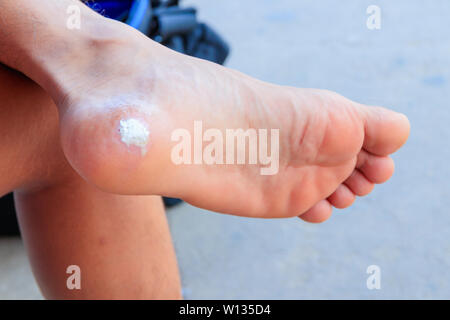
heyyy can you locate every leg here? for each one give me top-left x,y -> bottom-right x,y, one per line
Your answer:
0,65 -> 181,299
15,184 -> 181,299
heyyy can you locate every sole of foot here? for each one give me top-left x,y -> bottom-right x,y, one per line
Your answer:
57,21 -> 410,222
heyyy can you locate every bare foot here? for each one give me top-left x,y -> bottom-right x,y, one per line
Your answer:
1,5 -> 408,222
50,21 -> 409,222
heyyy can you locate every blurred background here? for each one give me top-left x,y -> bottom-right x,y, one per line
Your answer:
1,0 -> 450,299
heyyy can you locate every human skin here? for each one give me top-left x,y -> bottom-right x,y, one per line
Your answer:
0,65 -> 181,299
0,0 -> 410,224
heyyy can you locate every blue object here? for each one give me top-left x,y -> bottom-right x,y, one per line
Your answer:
85,0 -> 151,32
84,0 -> 133,19
126,0 -> 151,29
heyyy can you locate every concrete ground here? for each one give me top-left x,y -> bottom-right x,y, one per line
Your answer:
1,0 -> 449,299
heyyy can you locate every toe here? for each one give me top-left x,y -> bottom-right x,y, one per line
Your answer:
327,184 -> 355,209
359,105 -> 410,156
356,150 -> 395,184
299,200 -> 333,223
344,169 -> 374,196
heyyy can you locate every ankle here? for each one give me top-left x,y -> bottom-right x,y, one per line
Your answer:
15,4 -> 142,107
52,19 -> 142,105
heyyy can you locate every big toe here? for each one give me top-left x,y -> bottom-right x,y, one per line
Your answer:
359,105 -> 410,156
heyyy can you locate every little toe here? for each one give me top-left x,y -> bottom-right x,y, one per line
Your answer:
299,200 -> 333,223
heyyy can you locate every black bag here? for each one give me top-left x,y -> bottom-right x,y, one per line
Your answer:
146,2 -> 230,65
